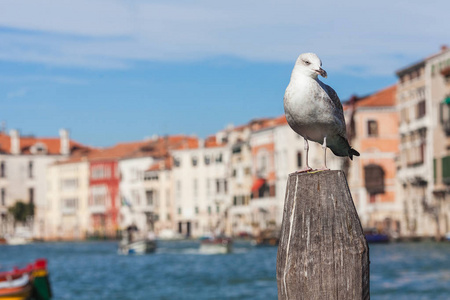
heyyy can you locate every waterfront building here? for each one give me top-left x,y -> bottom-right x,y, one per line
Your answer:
119,135 -> 197,237
45,150 -> 92,240
344,86 -> 400,234
227,124 -> 253,237
0,129 -> 83,238
396,46 -> 450,238
228,116 -> 344,238
171,135 -> 229,238
86,141 -> 149,238
427,46 -> 450,238
143,156 -> 174,237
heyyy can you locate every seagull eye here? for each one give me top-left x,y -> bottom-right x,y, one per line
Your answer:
304,60 -> 310,65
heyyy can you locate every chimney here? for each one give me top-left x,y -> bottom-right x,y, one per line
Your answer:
59,129 -> 70,155
441,45 -> 448,52
9,129 -> 20,154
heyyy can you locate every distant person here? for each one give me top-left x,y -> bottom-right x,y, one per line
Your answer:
126,223 -> 138,243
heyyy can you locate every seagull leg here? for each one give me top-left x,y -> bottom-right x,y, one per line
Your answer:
317,136 -> 330,171
294,137 -> 313,173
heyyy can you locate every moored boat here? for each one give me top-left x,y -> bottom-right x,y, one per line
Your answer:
251,229 -> 280,247
118,238 -> 157,255
0,259 -> 52,300
199,236 -> 232,254
364,228 -> 390,243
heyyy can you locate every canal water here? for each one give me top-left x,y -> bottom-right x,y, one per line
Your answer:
0,241 -> 449,299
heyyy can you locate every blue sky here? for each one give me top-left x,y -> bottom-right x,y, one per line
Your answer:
1,0 -> 449,147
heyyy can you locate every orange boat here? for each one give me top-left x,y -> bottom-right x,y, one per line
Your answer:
0,259 -> 52,300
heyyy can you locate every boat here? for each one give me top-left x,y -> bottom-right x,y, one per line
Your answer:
364,228 -> 390,243
118,238 -> 157,255
445,232 -> 450,241
118,229 -> 157,255
251,229 -> 280,247
4,236 -> 31,246
199,236 -> 232,254
0,259 -> 52,300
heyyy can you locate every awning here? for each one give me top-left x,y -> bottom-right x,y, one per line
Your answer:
443,96 -> 450,105
251,178 -> 266,192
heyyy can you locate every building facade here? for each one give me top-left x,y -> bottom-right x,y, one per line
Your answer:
345,86 -> 401,235
45,156 -> 90,240
396,46 -> 450,238
0,129 -> 82,238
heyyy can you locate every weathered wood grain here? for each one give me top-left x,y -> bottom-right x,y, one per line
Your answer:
276,170 -> 369,300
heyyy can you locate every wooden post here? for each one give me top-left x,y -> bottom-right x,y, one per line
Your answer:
277,170 -> 369,300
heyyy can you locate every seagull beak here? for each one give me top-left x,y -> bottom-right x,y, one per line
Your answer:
315,67 -> 327,78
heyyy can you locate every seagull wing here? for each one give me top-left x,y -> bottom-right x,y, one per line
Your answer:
318,81 -> 347,137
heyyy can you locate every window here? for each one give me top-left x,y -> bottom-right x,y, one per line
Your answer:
206,179 -> 211,195
91,166 -> 105,179
28,161 -> 33,179
62,198 -> 78,213
192,157 -> 198,166
178,207 -> 182,215
90,186 -> 107,206
244,167 -> 251,175
367,120 -> 378,137
417,100 -> 426,119
232,145 -> 242,154
0,161 -> 4,178
208,206 -> 211,215
195,206 -> 199,214
146,190 -> 155,206
204,155 -> 211,165
193,179 -> 198,197
144,173 -> 158,181
174,157 -> 181,167
364,164 -> 385,195
216,180 -> 220,193
1,188 -> 5,206
166,189 -> 170,207
176,180 -> 182,201
297,152 -> 302,168
29,188 -> 34,204
215,153 -> 223,163
61,178 -> 78,190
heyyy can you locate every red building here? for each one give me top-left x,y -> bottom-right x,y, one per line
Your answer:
87,141 -> 147,238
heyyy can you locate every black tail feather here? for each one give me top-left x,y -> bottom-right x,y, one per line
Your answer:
348,148 -> 360,160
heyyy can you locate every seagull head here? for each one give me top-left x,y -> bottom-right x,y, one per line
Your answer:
294,53 -> 327,79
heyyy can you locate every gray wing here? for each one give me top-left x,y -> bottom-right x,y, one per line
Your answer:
318,81 -> 347,137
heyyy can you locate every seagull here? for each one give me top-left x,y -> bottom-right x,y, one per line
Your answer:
284,52 -> 359,172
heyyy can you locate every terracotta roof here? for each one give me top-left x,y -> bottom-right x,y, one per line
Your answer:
86,135 -> 199,161
146,156 -> 173,172
204,135 -> 225,148
0,132 -> 84,155
356,85 -> 397,108
87,141 -> 149,161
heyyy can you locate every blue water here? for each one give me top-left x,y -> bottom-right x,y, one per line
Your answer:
0,241 -> 449,299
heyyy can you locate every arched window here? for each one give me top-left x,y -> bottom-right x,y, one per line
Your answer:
364,164 -> 385,195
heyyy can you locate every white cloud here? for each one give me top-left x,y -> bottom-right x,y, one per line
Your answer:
0,0 -> 449,75
6,87 -> 28,99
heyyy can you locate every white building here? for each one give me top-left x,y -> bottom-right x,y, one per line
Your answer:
171,137 -> 230,237
396,46 -> 450,238
0,129 -> 82,238
119,155 -> 155,233
45,155 -> 91,240
143,157 -> 175,238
